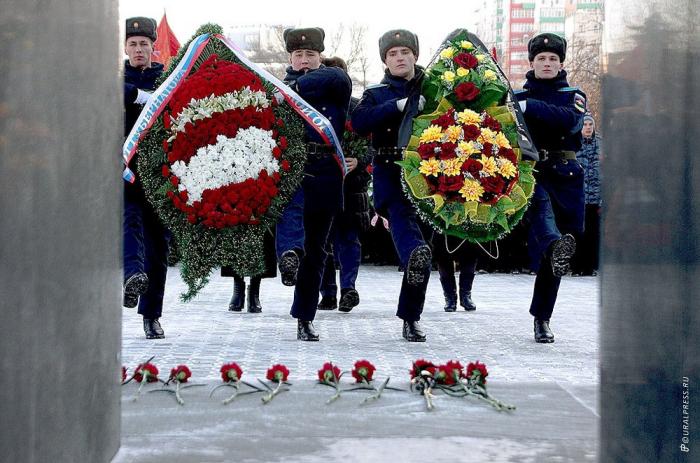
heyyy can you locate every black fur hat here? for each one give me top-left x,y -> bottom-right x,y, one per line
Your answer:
528,33 -> 567,62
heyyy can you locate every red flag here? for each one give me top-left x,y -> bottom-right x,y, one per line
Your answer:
153,12 -> 180,68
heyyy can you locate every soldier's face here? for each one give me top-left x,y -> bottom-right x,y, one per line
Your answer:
582,120 -> 594,138
385,46 -> 416,80
290,49 -> 321,72
125,36 -> 153,70
530,52 -> 563,79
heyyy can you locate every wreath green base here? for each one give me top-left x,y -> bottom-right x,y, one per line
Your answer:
136,24 -> 306,301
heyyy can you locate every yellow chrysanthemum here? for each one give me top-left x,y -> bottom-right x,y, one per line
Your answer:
445,125 -> 462,142
478,128 -> 497,145
419,125 -> 443,144
475,54 -> 486,62
483,69 -> 497,81
419,158 -> 441,177
457,109 -> 481,125
460,40 -> 474,50
458,141 -> 480,156
499,159 -> 517,179
442,158 -> 463,176
481,156 -> 498,175
456,67 -> 469,77
460,179 -> 484,201
442,71 -> 456,83
495,132 -> 511,148
440,47 -> 455,59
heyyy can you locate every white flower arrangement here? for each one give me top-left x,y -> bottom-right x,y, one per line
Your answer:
170,128 -> 280,204
169,88 -> 270,137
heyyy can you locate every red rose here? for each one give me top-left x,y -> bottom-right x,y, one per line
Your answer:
466,361 -> 488,385
317,362 -> 342,383
454,52 -> 479,70
462,124 -> 481,141
455,82 -> 480,102
462,158 -> 483,177
266,364 -> 289,383
133,362 -> 159,383
220,362 -> 243,383
439,142 -> 458,160
351,360 -> 376,383
437,175 -> 464,193
170,365 -> 192,383
418,142 -> 439,160
483,114 -> 502,132
481,175 -> 506,194
410,359 -> 436,379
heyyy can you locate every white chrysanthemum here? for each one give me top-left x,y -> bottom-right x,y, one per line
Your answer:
170,87 -> 270,135
170,127 -> 279,204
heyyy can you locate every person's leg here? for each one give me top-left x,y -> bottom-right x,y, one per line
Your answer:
458,246 -> 478,311
435,241 -> 457,312
335,223 -> 362,312
276,188 -> 305,286
123,186 -> 148,307
137,205 -> 169,339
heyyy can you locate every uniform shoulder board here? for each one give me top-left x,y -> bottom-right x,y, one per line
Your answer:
513,88 -> 528,100
365,83 -> 388,90
558,86 -> 584,94
513,89 -> 527,95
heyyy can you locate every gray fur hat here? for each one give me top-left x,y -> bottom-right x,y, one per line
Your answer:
125,17 -> 157,42
283,27 -> 325,53
379,29 -> 419,62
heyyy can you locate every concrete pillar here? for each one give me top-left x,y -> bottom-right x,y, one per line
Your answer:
601,0 -> 699,461
0,1 -> 122,462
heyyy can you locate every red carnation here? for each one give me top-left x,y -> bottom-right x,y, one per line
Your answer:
317,362 -> 342,383
499,147 -> 517,165
266,364 -> 289,383
455,82 -> 480,102
482,142 -> 495,157
170,365 -> 192,383
133,362 -> 159,383
481,175 -> 506,194
281,160 -> 290,171
445,360 -> 464,382
170,176 -> 179,187
466,361 -> 489,385
437,175 -> 464,193
272,146 -> 282,159
439,142 -> 458,160
351,360 -> 376,383
163,111 -> 171,130
410,359 -> 436,379
220,362 -> 243,383
162,140 -> 169,152
431,110 -> 456,129
161,164 -> 170,177
454,52 -> 479,70
435,365 -> 457,385
279,136 -> 288,150
462,124 -> 481,141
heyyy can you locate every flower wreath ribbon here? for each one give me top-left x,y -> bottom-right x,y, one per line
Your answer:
122,33 -> 346,183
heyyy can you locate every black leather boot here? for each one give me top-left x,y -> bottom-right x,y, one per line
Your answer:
402,320 -> 426,342
459,269 -> 477,311
550,234 -> 576,277
247,276 -> 262,313
228,276 -> 245,312
443,291 -> 457,312
460,291 -> 477,311
338,288 -> 360,312
440,273 -> 458,312
534,318 -> 555,343
143,318 -> 165,339
317,295 -> 337,310
279,249 -> 301,286
123,272 -> 149,308
297,320 -> 319,341
406,245 -> 432,285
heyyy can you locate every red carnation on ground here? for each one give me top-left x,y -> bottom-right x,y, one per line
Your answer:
220,362 -> 243,383
133,362 -> 159,383
435,365 -> 458,385
266,364 -> 289,383
317,362 -> 342,383
454,52 -> 479,70
455,82 -> 480,102
351,360 -> 376,383
169,365 -> 192,383
466,361 -> 489,385
410,359 -> 436,379
444,360 -> 464,381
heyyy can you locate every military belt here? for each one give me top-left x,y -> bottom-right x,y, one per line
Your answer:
306,142 -> 336,155
539,150 -> 577,161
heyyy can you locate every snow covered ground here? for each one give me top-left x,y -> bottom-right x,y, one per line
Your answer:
115,265 -> 599,462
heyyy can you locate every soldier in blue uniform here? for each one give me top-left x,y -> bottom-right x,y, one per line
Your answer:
515,33 -> 586,343
352,29 -> 432,342
122,17 -> 169,339
275,27 -> 352,341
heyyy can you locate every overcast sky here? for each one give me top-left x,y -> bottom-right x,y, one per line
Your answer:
120,0 -> 480,83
